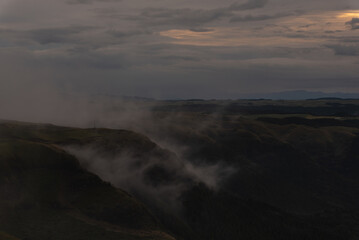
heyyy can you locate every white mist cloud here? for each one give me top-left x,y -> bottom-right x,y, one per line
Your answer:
65,142 -> 235,212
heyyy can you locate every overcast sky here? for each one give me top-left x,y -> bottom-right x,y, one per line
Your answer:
1,0 -> 359,99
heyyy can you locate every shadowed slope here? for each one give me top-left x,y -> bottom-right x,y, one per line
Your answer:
0,122 -> 176,240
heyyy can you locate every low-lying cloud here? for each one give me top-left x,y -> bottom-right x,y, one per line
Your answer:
65,144 -> 235,212
230,12 -> 295,22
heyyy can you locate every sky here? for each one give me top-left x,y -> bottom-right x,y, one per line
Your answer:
0,0 -> 359,99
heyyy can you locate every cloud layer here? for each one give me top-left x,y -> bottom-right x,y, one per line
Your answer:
0,0 -> 358,99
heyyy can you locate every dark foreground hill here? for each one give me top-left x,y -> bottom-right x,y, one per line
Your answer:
0,107 -> 359,240
0,121 -> 176,240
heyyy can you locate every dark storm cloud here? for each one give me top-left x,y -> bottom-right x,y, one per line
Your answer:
229,0 -> 269,10
299,24 -> 316,28
230,12 -> 296,22
160,55 -> 200,62
324,30 -> 343,34
30,26 -> 94,44
189,28 -> 214,33
285,33 -> 309,38
346,18 -> 359,30
326,44 -> 359,56
341,37 -> 359,43
0,26 -> 93,45
135,7 -> 231,27
107,29 -> 152,39
0,0 -> 358,99
128,0 -> 271,28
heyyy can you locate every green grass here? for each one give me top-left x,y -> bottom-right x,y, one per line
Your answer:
1,110 -> 359,240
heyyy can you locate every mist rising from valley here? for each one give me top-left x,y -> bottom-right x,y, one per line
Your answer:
1,81 -> 359,240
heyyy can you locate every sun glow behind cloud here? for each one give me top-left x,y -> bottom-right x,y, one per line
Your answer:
1,0 -> 359,97
337,10 -> 359,19
159,10 -> 359,48
160,27 -> 322,47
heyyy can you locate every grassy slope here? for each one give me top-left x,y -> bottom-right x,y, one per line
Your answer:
171,116 -> 358,204
0,122 -> 175,240
0,231 -> 20,240
1,103 -> 359,240
146,108 -> 359,239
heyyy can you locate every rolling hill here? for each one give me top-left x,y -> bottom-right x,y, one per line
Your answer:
0,99 -> 359,240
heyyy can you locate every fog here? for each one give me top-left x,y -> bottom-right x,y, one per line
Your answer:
65,145 -> 234,212
0,78 -> 153,129
0,79 -> 236,212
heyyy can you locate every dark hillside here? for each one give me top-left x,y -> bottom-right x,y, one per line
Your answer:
0,122 -> 176,240
1,104 -> 359,240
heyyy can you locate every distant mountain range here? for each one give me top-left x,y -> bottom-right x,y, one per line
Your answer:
242,90 -> 359,100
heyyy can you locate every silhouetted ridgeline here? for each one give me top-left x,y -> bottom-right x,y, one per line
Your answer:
154,99 -> 359,116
